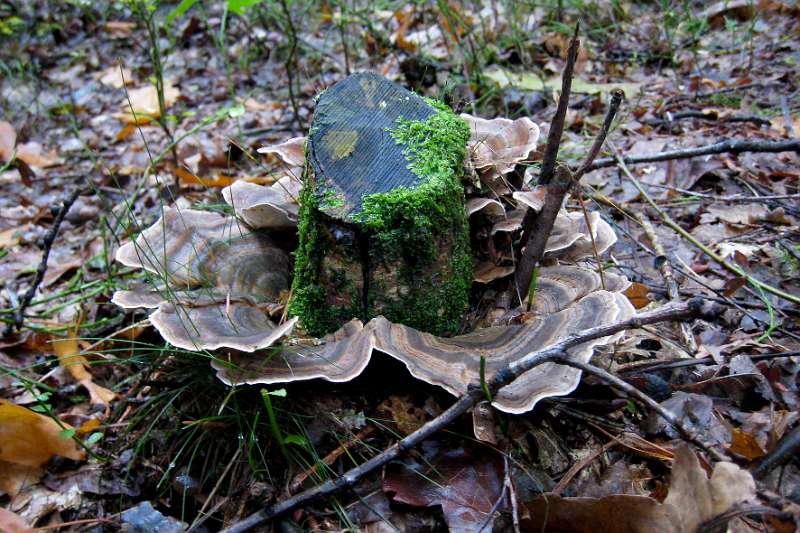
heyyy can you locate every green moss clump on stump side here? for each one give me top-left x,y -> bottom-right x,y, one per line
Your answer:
289,97 -> 472,337
357,99 -> 472,335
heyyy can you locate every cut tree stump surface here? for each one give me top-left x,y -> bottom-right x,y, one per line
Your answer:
290,73 -> 473,337
308,72 -> 436,218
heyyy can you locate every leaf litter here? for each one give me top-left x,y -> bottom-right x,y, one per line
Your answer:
0,1 -> 798,531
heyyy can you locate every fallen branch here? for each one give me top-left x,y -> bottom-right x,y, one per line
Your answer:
637,213 -> 697,353
612,144 -> 800,307
4,187 -> 82,337
587,138 -> 800,171
220,298 -> 721,533
515,86 -> 624,304
753,425 -> 800,479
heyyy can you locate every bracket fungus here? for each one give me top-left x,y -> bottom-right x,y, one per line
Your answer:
114,72 -> 634,415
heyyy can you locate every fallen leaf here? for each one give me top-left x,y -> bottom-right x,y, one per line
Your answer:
0,227 -> 22,248
376,395 -> 429,436
664,444 -> 757,531
15,142 -> 60,168
522,445 -> 757,533
97,65 -> 133,88
176,167 -> 236,188
0,399 -> 85,475
485,66 -> 641,96
624,282 -> 651,309
384,445 -> 504,532
0,508 -> 32,533
52,335 -> 116,407
728,427 -> 767,460
0,120 -> 16,162
0,460 -> 41,497
116,83 -> 180,124
105,20 -> 136,37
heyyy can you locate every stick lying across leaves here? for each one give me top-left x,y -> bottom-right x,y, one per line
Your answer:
586,138 -> 800,171
220,298 -> 722,533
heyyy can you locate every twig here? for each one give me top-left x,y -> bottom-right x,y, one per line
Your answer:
573,89 -> 625,181
4,188 -> 82,336
752,425 -> 800,479
644,110 -> 772,128
588,138 -> 800,171
289,425 -> 375,493
560,358 -> 728,462
537,23 -> 580,187
552,439 -> 616,495
515,165 -> 574,310
516,61 -> 623,304
617,350 -> 800,374
278,0 -> 302,132
219,299 -> 719,533
515,23 -> 580,287
611,143 -> 800,307
637,213 -> 697,353
779,95 -> 796,139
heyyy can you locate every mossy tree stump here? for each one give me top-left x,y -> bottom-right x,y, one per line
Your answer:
289,73 -> 472,337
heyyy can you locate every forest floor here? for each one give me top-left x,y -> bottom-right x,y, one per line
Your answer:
1,1 -> 799,532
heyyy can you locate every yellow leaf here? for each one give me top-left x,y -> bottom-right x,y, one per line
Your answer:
0,399 -> 85,467
0,460 -> 41,496
623,282 -> 651,309
176,167 -> 236,188
51,335 -> 117,407
116,83 -> 181,124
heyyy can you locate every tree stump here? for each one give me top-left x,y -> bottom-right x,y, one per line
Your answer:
289,73 -> 472,337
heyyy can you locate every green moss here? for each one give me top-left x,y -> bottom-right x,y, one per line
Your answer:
358,103 -> 472,334
288,167 -> 364,336
290,100 -> 473,337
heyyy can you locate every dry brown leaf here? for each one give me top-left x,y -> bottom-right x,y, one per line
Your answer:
0,508 -> 32,533
51,336 -> 116,407
728,427 -> 767,460
523,445 -> 758,533
623,282 -> 651,309
97,66 -> 133,88
116,83 -> 180,124
176,167 -> 236,188
0,460 -> 41,497
105,20 -> 136,37
0,399 -> 85,468
0,227 -> 22,248
15,142 -> 60,168
664,444 -> 758,532
0,120 -> 16,162
377,395 -> 429,436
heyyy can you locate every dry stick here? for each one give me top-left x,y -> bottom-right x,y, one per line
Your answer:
516,165 -> 574,311
637,213 -> 697,354
219,299 -> 717,533
515,86 -> 624,304
515,23 -> 579,269
753,425 -> 800,479
561,358 -> 728,463
611,144 -> 800,307
618,350 -> 800,374
573,89 -> 625,181
4,188 -> 82,337
587,138 -> 800,171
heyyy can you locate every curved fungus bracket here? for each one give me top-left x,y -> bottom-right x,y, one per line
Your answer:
222,176 -> 301,230
462,114 -> 540,182
113,104 -> 630,413
256,136 -> 307,167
